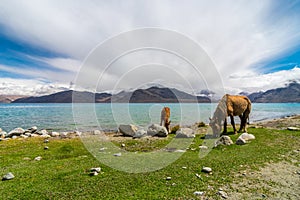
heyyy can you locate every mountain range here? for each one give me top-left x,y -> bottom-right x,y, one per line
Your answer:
10,87 -> 211,103
1,83 -> 299,103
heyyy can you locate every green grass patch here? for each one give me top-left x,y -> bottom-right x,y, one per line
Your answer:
0,128 -> 299,199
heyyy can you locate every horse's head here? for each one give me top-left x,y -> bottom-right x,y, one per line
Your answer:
165,120 -> 171,133
209,116 -> 222,135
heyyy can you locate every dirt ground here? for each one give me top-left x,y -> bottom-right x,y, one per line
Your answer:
226,115 -> 300,200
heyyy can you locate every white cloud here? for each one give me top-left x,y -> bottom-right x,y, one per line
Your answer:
0,78 -> 71,96
0,0 -> 300,94
226,66 -> 300,94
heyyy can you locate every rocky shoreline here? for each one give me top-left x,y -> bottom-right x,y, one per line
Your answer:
1,115 -> 299,142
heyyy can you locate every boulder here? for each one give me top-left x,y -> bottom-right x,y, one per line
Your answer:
239,133 -> 255,141
236,138 -> 246,145
0,131 -> 7,138
133,129 -> 147,138
37,129 -> 48,135
6,127 -> 25,138
147,124 -> 168,137
2,172 -> 15,181
215,136 -> 233,147
26,126 -> 37,133
118,124 -> 138,137
175,128 -> 195,138
50,132 -> 60,137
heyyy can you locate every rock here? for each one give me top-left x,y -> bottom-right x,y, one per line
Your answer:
90,167 -> 101,173
133,129 -> 147,138
90,171 -> 98,176
2,172 -> 15,181
121,143 -> 126,147
202,167 -> 212,173
170,125 -> 180,134
12,136 -> 18,139
34,156 -> 42,161
40,134 -> 51,138
113,153 -> 122,157
51,132 -> 60,137
195,173 -> 201,179
182,166 -> 187,169
199,145 -> 208,150
44,146 -> 49,150
166,177 -> 172,180
0,131 -> 7,138
236,138 -> 246,145
20,135 -> 28,139
239,133 -> 255,141
194,191 -> 204,196
24,132 -> 31,137
175,128 -> 195,138
92,130 -> 102,135
218,190 -> 228,199
147,124 -> 168,137
215,136 -> 233,147
38,129 -> 48,135
30,134 -> 39,137
75,131 -> 82,136
60,132 -> 69,138
6,127 -> 25,137
287,127 -> 300,131
44,139 -> 49,143
27,126 -> 37,133
119,124 -> 138,137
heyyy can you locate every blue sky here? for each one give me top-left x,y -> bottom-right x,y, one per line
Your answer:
0,0 -> 300,95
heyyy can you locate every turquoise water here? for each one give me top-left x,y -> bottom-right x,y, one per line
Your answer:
0,103 -> 300,132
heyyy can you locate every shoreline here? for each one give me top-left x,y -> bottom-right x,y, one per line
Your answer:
1,114 -> 299,141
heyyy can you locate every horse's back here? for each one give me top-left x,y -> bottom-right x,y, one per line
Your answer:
226,95 -> 251,116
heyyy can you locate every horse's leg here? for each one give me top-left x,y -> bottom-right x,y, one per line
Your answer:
230,115 -> 237,134
238,115 -> 244,133
223,117 -> 227,134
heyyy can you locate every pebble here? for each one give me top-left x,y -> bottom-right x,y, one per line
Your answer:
2,172 -> 15,181
113,153 -> 122,157
182,166 -> 187,169
218,190 -> 228,199
121,143 -> 126,147
166,177 -> 172,180
202,167 -> 212,173
193,191 -> 204,196
44,146 -> 49,150
44,139 -> 49,143
195,173 -> 202,179
99,147 -> 107,152
90,171 -> 98,176
34,156 -> 42,161
199,145 -> 208,150
90,167 -> 101,173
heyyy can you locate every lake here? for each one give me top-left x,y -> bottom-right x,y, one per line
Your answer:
1,103 -> 300,132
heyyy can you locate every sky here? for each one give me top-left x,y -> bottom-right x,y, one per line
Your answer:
0,0 -> 300,96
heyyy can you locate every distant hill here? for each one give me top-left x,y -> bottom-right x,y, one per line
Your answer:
12,87 -> 211,103
0,95 -> 28,103
12,90 -> 112,103
248,82 -> 300,103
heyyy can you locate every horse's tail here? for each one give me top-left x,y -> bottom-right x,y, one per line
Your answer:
245,97 -> 252,124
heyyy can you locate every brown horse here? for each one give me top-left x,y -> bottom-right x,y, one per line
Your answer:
160,107 -> 171,133
209,94 -> 251,135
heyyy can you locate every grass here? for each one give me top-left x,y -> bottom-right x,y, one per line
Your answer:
0,128 -> 299,199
